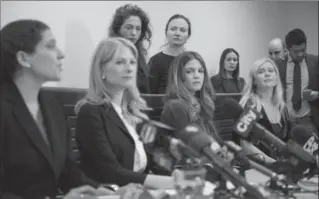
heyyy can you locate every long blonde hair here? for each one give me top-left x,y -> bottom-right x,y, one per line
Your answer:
75,37 -> 149,125
239,57 -> 285,112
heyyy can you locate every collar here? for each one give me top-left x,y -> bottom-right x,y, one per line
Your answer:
111,102 -> 123,115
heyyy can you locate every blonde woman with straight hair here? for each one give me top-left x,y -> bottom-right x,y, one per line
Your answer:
239,58 -> 291,164
75,37 -> 174,189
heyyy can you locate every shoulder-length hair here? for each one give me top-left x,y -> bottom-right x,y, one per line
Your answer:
165,51 -> 216,133
239,57 -> 285,113
75,37 -> 149,125
108,4 -> 152,76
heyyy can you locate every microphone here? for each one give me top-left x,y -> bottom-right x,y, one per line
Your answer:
177,124 -> 266,199
223,141 -> 286,183
224,98 -> 287,150
289,125 -> 318,157
223,98 -> 317,166
139,119 -> 201,172
287,125 -> 319,178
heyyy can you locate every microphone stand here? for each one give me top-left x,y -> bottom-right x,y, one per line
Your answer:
200,147 -> 266,199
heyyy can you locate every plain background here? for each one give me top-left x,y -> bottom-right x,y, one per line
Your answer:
1,1 -> 318,88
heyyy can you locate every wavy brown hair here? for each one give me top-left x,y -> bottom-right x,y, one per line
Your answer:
165,51 -> 216,135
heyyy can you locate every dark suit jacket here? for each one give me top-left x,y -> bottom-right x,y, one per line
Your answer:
276,54 -> 319,130
75,103 -> 153,186
0,81 -> 98,199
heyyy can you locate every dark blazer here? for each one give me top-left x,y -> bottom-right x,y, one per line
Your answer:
0,81 -> 97,199
75,102 -> 153,187
276,54 -> 319,130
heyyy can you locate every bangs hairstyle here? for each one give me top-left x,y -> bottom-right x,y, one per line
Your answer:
240,58 -> 285,112
75,37 -> 149,125
165,51 -> 216,125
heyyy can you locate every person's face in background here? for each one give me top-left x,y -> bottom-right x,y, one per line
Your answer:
166,18 -> 189,47
268,42 -> 286,61
23,29 -> 65,82
182,59 -> 204,93
119,15 -> 142,44
102,45 -> 137,90
254,61 -> 278,90
288,43 -> 307,63
224,52 -> 238,73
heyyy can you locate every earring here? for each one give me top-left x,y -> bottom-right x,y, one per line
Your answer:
102,75 -> 106,80
25,63 -> 31,68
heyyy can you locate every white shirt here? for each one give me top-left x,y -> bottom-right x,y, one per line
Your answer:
111,102 -> 148,172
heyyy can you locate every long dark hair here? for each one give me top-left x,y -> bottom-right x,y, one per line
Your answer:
1,19 -> 49,83
108,4 -> 152,77
165,51 -> 216,136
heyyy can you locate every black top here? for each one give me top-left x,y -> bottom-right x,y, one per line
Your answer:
137,65 -> 150,94
211,75 -> 245,94
1,81 -> 98,199
75,102 -> 155,186
236,100 -> 291,159
149,52 -> 176,94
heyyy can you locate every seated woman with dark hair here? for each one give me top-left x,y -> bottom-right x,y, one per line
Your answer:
0,19 -> 111,199
211,48 -> 245,95
152,51 -> 232,183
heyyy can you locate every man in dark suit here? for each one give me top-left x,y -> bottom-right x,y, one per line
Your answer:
276,29 -> 319,135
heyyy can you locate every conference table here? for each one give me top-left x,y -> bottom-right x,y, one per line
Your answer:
97,169 -> 318,199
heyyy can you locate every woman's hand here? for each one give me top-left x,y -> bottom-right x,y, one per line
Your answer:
115,183 -> 153,199
63,185 -> 114,199
63,185 -> 97,199
169,138 -> 184,161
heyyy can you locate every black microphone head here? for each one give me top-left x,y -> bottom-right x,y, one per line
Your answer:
177,124 -> 214,153
290,125 -> 318,156
223,98 -> 244,120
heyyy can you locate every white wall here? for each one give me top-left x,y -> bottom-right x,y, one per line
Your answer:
1,1 -> 318,88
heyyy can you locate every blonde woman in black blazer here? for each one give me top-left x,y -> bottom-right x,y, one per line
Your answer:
75,37 -> 174,189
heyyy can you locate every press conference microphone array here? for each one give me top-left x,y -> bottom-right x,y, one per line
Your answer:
223,141 -> 286,183
223,98 -> 317,167
176,125 -> 266,199
140,119 -> 266,198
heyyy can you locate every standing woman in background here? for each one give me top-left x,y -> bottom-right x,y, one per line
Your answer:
149,14 -> 192,94
108,4 -> 152,93
0,19 -> 110,199
211,48 -> 245,95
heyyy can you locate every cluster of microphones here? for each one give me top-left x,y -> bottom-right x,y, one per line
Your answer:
140,98 -> 319,199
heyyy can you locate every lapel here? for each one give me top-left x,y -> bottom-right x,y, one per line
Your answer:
277,57 -> 288,100
305,54 -> 316,89
39,91 -> 65,176
7,83 -> 59,177
103,104 -> 135,144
